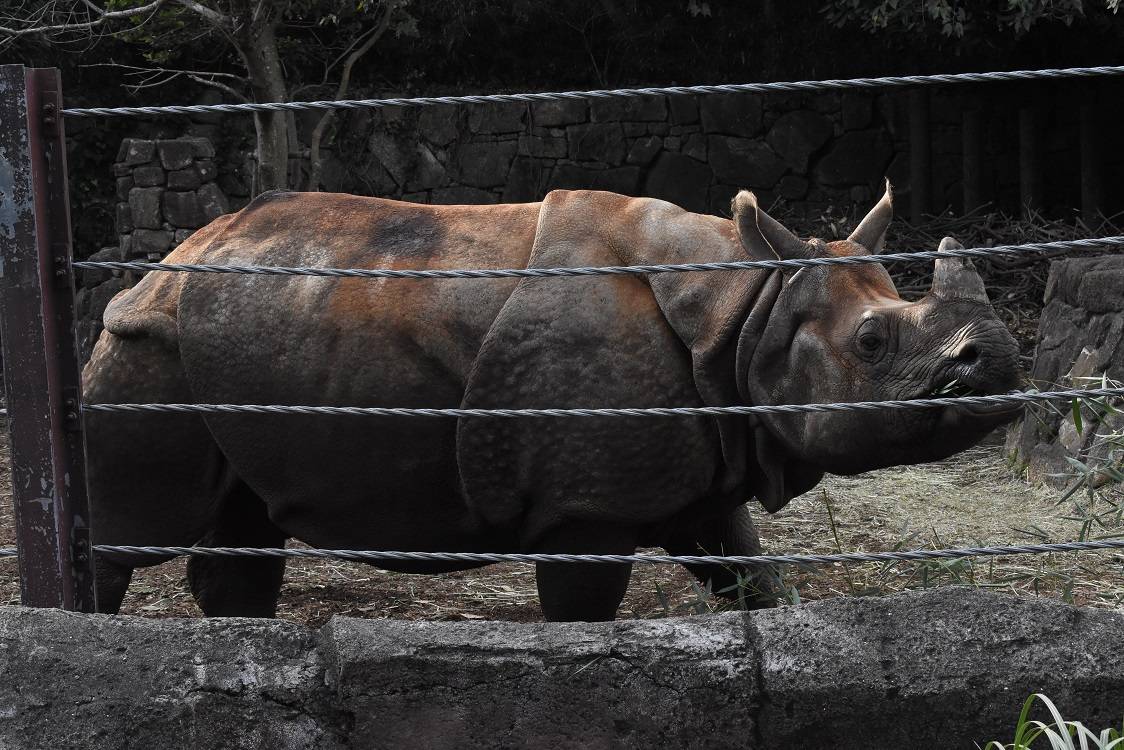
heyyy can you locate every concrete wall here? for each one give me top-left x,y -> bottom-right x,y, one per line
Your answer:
2,588 -> 1121,749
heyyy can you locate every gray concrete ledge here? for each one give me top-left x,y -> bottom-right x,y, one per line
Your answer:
0,588 -> 1120,749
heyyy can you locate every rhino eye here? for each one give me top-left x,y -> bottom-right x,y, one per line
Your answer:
854,319 -> 886,361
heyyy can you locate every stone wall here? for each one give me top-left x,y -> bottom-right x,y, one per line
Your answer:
1,588 -> 1121,749
76,137 -> 231,360
1006,255 -> 1124,485
317,91 -> 901,217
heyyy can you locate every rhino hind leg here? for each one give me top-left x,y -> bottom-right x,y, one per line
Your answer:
533,522 -> 637,622
187,481 -> 286,618
663,503 -> 778,610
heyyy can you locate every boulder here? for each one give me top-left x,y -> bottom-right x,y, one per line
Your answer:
130,228 -> 174,257
669,96 -> 700,125
517,134 -> 568,159
547,164 -> 642,196
644,151 -> 712,213
813,129 -> 893,187
766,110 -> 833,172
418,108 -> 460,146
163,191 -> 204,228
198,183 -> 230,222
118,138 -> 155,165
127,187 -> 164,230
708,136 -> 787,188
132,165 -> 166,187
842,94 -> 873,130
167,168 -> 202,191
502,156 -> 550,203
468,103 -> 526,134
700,93 -> 763,137
625,135 -> 663,166
452,141 -> 519,189
589,95 -> 667,123
567,123 -> 626,164
157,139 -> 195,171
532,99 -> 588,128
431,186 -> 498,205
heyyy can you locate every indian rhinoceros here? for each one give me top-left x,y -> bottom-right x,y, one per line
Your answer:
83,183 -> 1020,621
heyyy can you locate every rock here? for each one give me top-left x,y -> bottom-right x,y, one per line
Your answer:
669,96 -> 699,125
405,143 -> 447,192
700,93 -> 763,137
532,99 -> 587,127
128,187 -> 164,230
368,131 -> 411,187
163,191 -> 203,228
452,141 -> 518,188
167,168 -> 202,191
644,151 -> 712,213
813,129 -> 894,187
502,156 -> 549,202
708,136 -> 787,188
682,133 -> 707,162
589,95 -> 667,123
623,122 -> 648,137
198,183 -> 230,222
157,139 -> 195,171
548,164 -> 641,195
115,175 -> 134,201
133,165 -> 165,188
186,136 -> 216,158
418,108 -> 459,146
567,123 -> 626,164
1006,255 -> 1124,485
118,138 -> 155,165
842,94 -> 873,130
130,228 -> 174,257
88,278 -> 126,325
115,202 -> 134,234
197,160 -> 218,182
625,135 -> 662,166
431,186 -> 498,205
767,110 -> 833,172
468,103 -> 526,134
0,589 -> 1122,749
778,174 -> 809,200
80,247 -> 121,287
517,134 -> 567,159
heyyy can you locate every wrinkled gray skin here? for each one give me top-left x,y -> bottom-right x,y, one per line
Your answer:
83,184 -> 1020,621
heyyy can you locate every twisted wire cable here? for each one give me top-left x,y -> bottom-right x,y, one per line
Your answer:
1,539 -> 1122,565
72,236 -> 1124,281
61,65 -> 1124,119
82,386 -> 1124,419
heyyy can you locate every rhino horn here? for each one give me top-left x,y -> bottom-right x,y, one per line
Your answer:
930,236 -> 989,303
847,179 -> 893,254
731,190 -> 810,260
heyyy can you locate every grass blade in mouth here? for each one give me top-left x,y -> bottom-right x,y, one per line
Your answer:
932,379 -> 978,398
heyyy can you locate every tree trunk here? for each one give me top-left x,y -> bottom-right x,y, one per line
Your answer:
239,22 -> 289,194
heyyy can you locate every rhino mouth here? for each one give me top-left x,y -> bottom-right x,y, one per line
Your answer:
926,378 -> 1021,417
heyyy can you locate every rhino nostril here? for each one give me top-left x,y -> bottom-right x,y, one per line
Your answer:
953,342 -> 980,365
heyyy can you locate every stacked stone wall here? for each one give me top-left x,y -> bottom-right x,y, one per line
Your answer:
76,137 -> 230,359
315,90 -> 903,217
1006,256 -> 1124,485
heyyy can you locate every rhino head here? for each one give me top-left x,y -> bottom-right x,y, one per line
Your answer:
731,183 -> 1021,492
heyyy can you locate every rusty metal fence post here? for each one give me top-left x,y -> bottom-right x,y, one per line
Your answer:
0,65 -> 96,611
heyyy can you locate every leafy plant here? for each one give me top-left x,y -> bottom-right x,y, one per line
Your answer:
981,693 -> 1124,750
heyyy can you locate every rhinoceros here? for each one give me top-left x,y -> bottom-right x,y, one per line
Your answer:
83,183 -> 1020,621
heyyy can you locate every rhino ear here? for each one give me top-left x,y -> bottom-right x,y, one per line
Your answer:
847,179 -> 893,254
731,190 -> 810,261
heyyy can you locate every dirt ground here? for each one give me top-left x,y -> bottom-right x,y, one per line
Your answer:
1,425 -> 1120,627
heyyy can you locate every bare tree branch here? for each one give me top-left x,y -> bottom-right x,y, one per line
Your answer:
171,0 -> 231,29
306,0 -> 400,190
0,0 -> 167,36
187,72 -> 250,102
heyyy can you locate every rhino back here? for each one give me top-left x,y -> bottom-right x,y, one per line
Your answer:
174,192 -> 540,549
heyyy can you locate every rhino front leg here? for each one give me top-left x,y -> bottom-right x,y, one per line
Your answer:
533,522 -> 638,622
663,503 -> 778,609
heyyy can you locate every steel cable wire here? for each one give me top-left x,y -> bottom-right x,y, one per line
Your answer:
61,65 -> 1124,119
1,539 -> 1123,565
71,236 -> 1124,281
